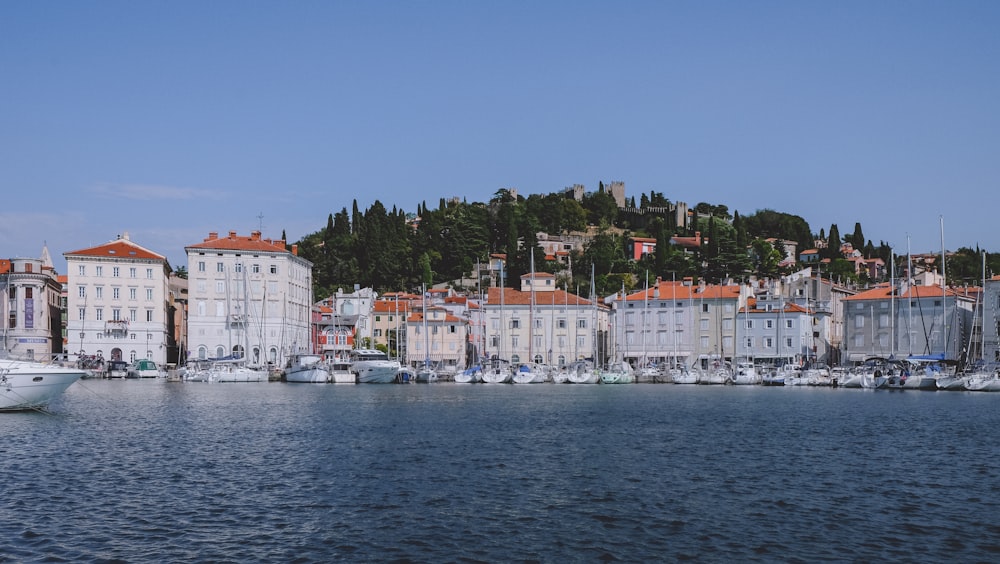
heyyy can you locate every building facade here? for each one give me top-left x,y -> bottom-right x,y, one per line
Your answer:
482,273 -> 607,367
185,231 -> 312,368
0,248 -> 64,361
63,234 -> 172,365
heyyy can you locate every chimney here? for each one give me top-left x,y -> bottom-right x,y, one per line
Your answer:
228,231 -> 237,239
251,231 -> 261,241
292,244 -> 298,256
207,232 -> 218,241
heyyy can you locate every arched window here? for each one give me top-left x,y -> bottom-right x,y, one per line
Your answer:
533,354 -> 543,364
269,348 -> 278,364
198,346 -> 208,360
511,354 -> 520,364
557,355 -> 566,367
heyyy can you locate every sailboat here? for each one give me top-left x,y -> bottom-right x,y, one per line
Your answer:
601,284 -> 635,384
207,263 -> 267,383
482,262 -> 512,384
667,275 -> 697,384
415,284 -> 438,383
569,265 -> 601,384
513,253 -> 546,383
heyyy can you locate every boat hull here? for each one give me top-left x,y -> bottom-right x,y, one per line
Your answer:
0,361 -> 85,410
285,366 -> 331,383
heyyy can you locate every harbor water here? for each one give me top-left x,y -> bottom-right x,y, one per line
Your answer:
4,380 -> 1000,562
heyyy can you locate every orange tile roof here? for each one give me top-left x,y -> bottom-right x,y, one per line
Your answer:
843,284 -> 968,301
486,287 -> 597,307
0,260 -> 9,274
64,238 -> 165,261
185,231 -> 290,254
625,280 -> 741,301
373,300 -> 413,313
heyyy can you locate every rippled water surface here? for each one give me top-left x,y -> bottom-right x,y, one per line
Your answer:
4,381 -> 1000,562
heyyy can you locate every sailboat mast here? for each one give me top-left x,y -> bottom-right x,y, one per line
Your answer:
940,216 -> 948,358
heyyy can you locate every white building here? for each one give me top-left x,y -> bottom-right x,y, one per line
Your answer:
616,278 -> 745,369
186,231 -> 312,368
0,247 -> 64,361
483,272 -> 607,367
64,233 -> 171,365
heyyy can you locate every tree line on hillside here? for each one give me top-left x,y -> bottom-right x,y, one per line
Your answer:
290,186 -> 999,298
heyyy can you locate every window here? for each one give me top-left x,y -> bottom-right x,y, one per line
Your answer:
764,337 -> 773,348
578,319 -> 587,329
96,309 -> 104,321
146,268 -> 153,279
854,334 -> 864,347
745,337 -> 753,349
25,287 -> 32,299
113,267 -> 120,278
96,266 -> 103,276
129,309 -> 137,322
511,319 -> 520,329
557,319 -> 566,329
625,312 -> 635,326
511,336 -> 519,348
96,287 -> 103,299
577,335 -> 586,349
146,289 -> 153,301
129,288 -> 137,300
235,263 -> 243,273
702,304 -> 709,313
129,267 -> 137,278
252,264 -> 261,274
745,319 -> 753,329
216,281 -> 225,293
269,265 -> 277,274
198,262 -> 206,272
112,309 -> 121,321
78,265 -> 86,276
146,310 -> 153,322
766,320 -> 774,329
785,319 -> 793,329
855,315 -> 864,328
490,336 -> 499,348
217,262 -> 225,272
78,286 -> 86,298
78,308 -> 86,320
113,288 -> 120,300
786,337 -> 793,348
215,301 -> 225,316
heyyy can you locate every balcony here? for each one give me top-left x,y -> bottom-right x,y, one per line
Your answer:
105,319 -> 129,335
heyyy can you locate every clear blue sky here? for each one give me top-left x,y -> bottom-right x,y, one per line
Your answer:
3,1 -> 998,274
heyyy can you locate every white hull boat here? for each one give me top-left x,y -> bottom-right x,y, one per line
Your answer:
207,359 -> 267,383
454,366 -> 483,384
0,359 -> 85,410
512,364 -> 546,384
285,354 -> 330,383
350,349 -> 401,384
481,357 -> 512,384
600,361 -> 635,384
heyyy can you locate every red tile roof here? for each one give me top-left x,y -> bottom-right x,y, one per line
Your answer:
185,230 -> 290,254
64,238 -> 165,261
486,287 -> 597,307
624,280 -> 741,301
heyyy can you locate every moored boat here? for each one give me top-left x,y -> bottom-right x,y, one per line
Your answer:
350,349 -> 401,384
0,358 -> 86,410
284,353 -> 330,383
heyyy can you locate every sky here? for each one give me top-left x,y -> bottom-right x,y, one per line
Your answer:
2,1 -> 998,274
